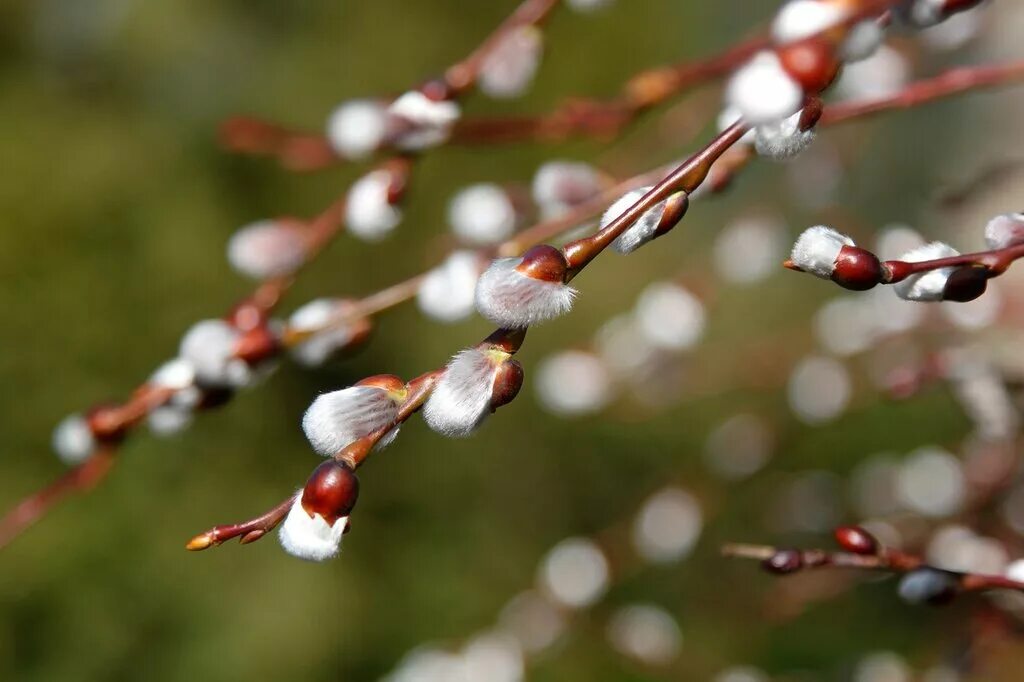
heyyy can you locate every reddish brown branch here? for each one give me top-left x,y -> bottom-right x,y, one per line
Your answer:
186,493 -> 297,551
723,538 -> 1024,596
0,449 -> 116,547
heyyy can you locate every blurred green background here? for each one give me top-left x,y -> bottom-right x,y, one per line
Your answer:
2,1 -> 1021,680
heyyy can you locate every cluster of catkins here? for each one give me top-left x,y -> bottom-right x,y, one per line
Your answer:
51,0 -> 995,563
789,213 -> 1024,300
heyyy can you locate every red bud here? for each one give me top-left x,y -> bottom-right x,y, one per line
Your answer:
302,460 -> 360,525
832,245 -> 884,291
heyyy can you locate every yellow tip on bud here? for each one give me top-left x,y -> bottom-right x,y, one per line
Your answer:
186,533 -> 213,551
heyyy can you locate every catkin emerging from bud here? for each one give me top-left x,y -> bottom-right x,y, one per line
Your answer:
475,246 -> 576,328
423,347 -> 524,437
302,377 -> 406,456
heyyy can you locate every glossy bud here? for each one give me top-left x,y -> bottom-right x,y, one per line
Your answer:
832,245 -> 884,291
942,266 -> 989,303
762,549 -> 803,575
834,526 -> 879,555
302,460 -> 360,526
516,244 -> 569,283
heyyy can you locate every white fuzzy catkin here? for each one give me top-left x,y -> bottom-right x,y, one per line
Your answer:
790,225 -> 854,279
325,99 -> 389,160
479,26 -> 543,99
893,242 -> 960,302
531,161 -> 602,218
840,20 -> 885,62
287,298 -> 357,367
754,109 -> 816,161
601,187 -> 668,254
984,213 -> 1024,250
278,494 -> 348,561
475,257 -> 576,328
303,386 -> 401,456
423,348 -> 503,437
448,183 -> 517,245
417,251 -> 482,323
345,170 -> 402,241
900,0 -> 947,27
148,405 -> 194,436
771,0 -> 847,43
836,45 -> 909,100
52,414 -> 95,465
149,358 -> 196,392
725,51 -> 804,126
179,319 -> 251,388
387,90 -> 461,150
226,220 -> 308,280
146,358 -> 200,435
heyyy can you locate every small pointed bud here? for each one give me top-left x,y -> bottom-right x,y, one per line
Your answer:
325,99 -> 389,160
531,160 -> 603,218
226,219 -> 310,280
942,266 -> 989,303
302,379 -> 405,456
52,413 -> 97,465
479,25 -> 544,99
278,460 -> 359,562
423,347 -> 520,437
490,359 -> 525,410
831,245 -> 884,291
777,38 -> 840,95
725,51 -> 804,126
475,245 -> 576,328
448,183 -> 517,245
789,225 -> 855,279
893,242 -> 960,301
185,533 -> 213,551
387,89 -> 461,150
755,108 -> 817,161
239,529 -> 265,545
983,213 -> 1024,250
417,251 -> 484,323
287,298 -> 372,367
762,549 -> 803,574
345,169 -> 403,241
898,567 -> 959,605
834,526 -> 879,555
